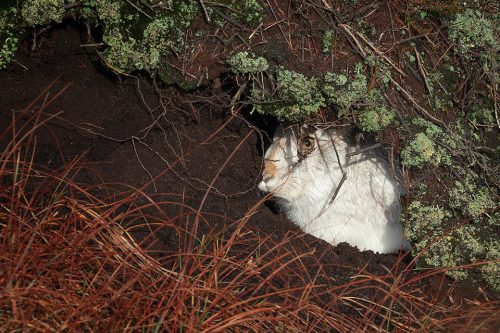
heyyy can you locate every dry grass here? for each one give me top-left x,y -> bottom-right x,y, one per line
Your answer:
1,83 -> 498,332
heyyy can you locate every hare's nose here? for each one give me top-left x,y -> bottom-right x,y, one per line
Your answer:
258,180 -> 269,192
258,172 -> 273,192
262,160 -> 277,180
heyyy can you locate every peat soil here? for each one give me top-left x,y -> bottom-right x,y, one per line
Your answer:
1,25 -> 444,303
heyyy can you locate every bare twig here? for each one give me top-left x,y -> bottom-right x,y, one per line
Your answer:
197,0 -> 211,23
63,2 -> 82,10
265,0 -> 294,52
124,0 -> 152,19
353,29 -> 407,77
393,26 -> 446,46
414,48 -> 431,94
338,24 -> 367,57
211,7 -> 245,30
328,137 -> 347,205
80,43 -> 104,48
346,143 -> 383,157
390,78 -> 445,127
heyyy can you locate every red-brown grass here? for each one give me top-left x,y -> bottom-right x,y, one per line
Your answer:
1,81 -> 498,332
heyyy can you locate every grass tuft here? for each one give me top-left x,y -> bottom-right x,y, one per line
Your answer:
1,81 -> 498,332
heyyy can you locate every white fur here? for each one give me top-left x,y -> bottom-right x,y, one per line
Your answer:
258,125 -> 411,254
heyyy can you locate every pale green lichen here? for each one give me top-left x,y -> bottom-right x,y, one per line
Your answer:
251,63 -> 396,126
322,30 -> 334,53
100,1 -> 196,73
357,89 -> 396,132
405,201 -> 451,247
402,114 -> 499,291
2,0 -> 199,75
250,69 -> 325,121
208,0 -> 263,25
423,68 -> 458,113
83,0 -> 122,23
101,27 -> 145,72
227,51 -> 269,74
144,11 -> 193,54
401,133 -> 440,167
405,202 -> 462,280
449,173 -> 495,218
0,6 -> 20,69
322,64 -> 368,114
405,201 -> 499,290
276,69 -> 322,106
469,103 -> 495,129
158,63 -> 197,91
483,235 -> 500,292
236,0 -> 264,24
405,51 -> 416,63
358,104 -> 396,132
21,0 -> 65,26
439,225 -> 488,281
401,118 -> 452,167
448,9 -> 498,53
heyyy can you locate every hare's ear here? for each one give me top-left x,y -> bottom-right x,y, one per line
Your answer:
274,121 -> 290,137
280,121 -> 297,134
324,108 -> 338,123
298,122 -> 318,138
278,122 -> 302,142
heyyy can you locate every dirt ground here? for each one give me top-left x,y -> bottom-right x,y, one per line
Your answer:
1,24 -> 447,303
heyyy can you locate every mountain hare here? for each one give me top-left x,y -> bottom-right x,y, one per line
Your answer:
258,124 -> 411,254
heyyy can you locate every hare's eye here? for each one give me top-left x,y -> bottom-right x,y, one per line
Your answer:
299,136 -> 316,156
303,137 -> 313,148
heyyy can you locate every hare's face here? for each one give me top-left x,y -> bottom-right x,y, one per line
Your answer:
258,125 -> 342,201
258,126 -> 300,198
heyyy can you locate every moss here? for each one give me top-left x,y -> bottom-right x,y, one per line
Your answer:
227,51 -> 269,74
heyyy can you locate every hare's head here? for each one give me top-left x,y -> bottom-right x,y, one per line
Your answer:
257,123 -> 409,253
258,124 -> 348,203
